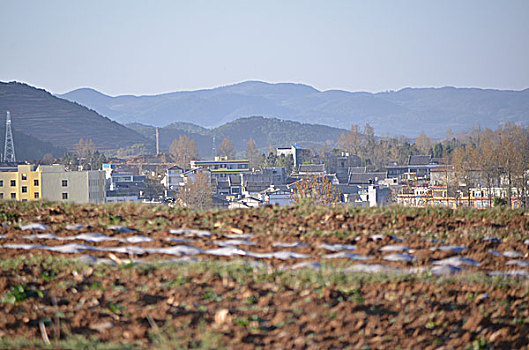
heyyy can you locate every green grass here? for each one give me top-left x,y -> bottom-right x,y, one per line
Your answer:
1,284 -> 44,305
1,254 -> 527,292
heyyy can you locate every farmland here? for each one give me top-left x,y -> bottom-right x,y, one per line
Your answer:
0,202 -> 528,349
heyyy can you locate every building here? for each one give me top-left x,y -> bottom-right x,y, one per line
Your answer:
39,165 -> 106,203
386,155 -> 441,178
161,165 -> 184,189
348,172 -> 387,185
190,156 -> 250,179
0,164 -> 41,201
258,185 -> 293,206
324,152 -> 362,183
276,144 -> 311,166
296,164 -> 326,176
102,163 -> 149,202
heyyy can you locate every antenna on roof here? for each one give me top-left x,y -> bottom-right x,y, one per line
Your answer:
3,111 -> 16,163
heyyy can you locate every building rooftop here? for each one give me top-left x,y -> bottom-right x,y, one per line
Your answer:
348,172 -> 387,185
408,155 -> 432,166
348,166 -> 367,174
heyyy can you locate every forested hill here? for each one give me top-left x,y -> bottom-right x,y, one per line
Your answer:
127,116 -> 347,158
0,82 -> 148,155
60,81 -> 529,138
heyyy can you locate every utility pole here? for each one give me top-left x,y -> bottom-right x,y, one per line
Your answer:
3,111 -> 16,163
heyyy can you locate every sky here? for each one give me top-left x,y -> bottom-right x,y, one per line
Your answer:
1,0 -> 528,96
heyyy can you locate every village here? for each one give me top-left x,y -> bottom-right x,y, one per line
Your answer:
3,137 -> 525,210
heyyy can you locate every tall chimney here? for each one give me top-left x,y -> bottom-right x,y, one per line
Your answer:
155,127 -> 160,155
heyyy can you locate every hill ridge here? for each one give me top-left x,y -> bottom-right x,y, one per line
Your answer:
59,81 -> 529,137
0,81 -> 149,156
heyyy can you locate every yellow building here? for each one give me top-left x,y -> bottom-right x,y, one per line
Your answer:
0,164 -> 41,201
190,156 -> 250,179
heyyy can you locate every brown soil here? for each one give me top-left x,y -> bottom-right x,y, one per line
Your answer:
0,203 -> 528,348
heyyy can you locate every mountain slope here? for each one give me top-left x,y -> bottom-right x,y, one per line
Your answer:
59,81 -> 529,138
0,82 -> 149,153
127,116 -> 346,158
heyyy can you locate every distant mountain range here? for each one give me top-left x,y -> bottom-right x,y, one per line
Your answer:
0,82 -> 148,158
59,81 -> 529,138
127,116 -> 346,158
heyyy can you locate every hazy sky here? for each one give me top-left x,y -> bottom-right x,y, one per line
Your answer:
1,0 -> 528,96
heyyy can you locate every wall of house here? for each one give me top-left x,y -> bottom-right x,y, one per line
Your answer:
0,165 -> 41,201
40,167 -> 106,203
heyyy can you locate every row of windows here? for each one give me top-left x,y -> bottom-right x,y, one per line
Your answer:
0,179 -> 39,187
0,179 -> 70,187
210,164 -> 249,170
0,192 -> 39,199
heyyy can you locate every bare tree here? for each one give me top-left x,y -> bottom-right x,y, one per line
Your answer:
338,125 -> 362,156
218,137 -> 235,158
176,171 -> 212,209
74,138 -> 96,157
452,144 -> 480,206
415,131 -> 432,154
245,138 -> 259,169
169,135 -> 199,168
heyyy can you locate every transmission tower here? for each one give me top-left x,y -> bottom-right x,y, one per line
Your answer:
4,111 -> 16,163
212,135 -> 217,157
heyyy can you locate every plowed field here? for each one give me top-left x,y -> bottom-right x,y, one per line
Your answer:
0,202 -> 528,349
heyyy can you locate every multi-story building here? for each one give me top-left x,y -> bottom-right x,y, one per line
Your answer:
0,164 -> 41,201
190,156 -> 250,179
39,165 -> 106,203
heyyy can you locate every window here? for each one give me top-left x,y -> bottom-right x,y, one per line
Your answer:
62,192 -> 68,200
34,192 -> 39,199
21,186 -> 27,193
0,193 -> 3,199
10,180 -> 16,187
10,193 -> 16,199
21,174 -> 27,180
34,179 -> 39,186
62,180 -> 68,187
0,180 -> 2,187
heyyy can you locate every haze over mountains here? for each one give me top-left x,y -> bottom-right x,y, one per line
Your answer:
59,81 -> 529,138
2,80 -> 528,161
0,81 -> 345,160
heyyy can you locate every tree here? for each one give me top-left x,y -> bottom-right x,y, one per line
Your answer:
41,153 -> 54,164
362,123 -> 376,163
452,144 -> 479,206
217,137 -> 234,158
415,131 -> 432,154
498,124 -> 528,207
176,171 -> 212,209
290,174 -> 341,206
431,143 -> 444,159
479,128 -> 501,207
169,135 -> 198,168
74,138 -> 96,157
245,138 -> 259,168
338,125 -> 362,156
61,152 -> 79,171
